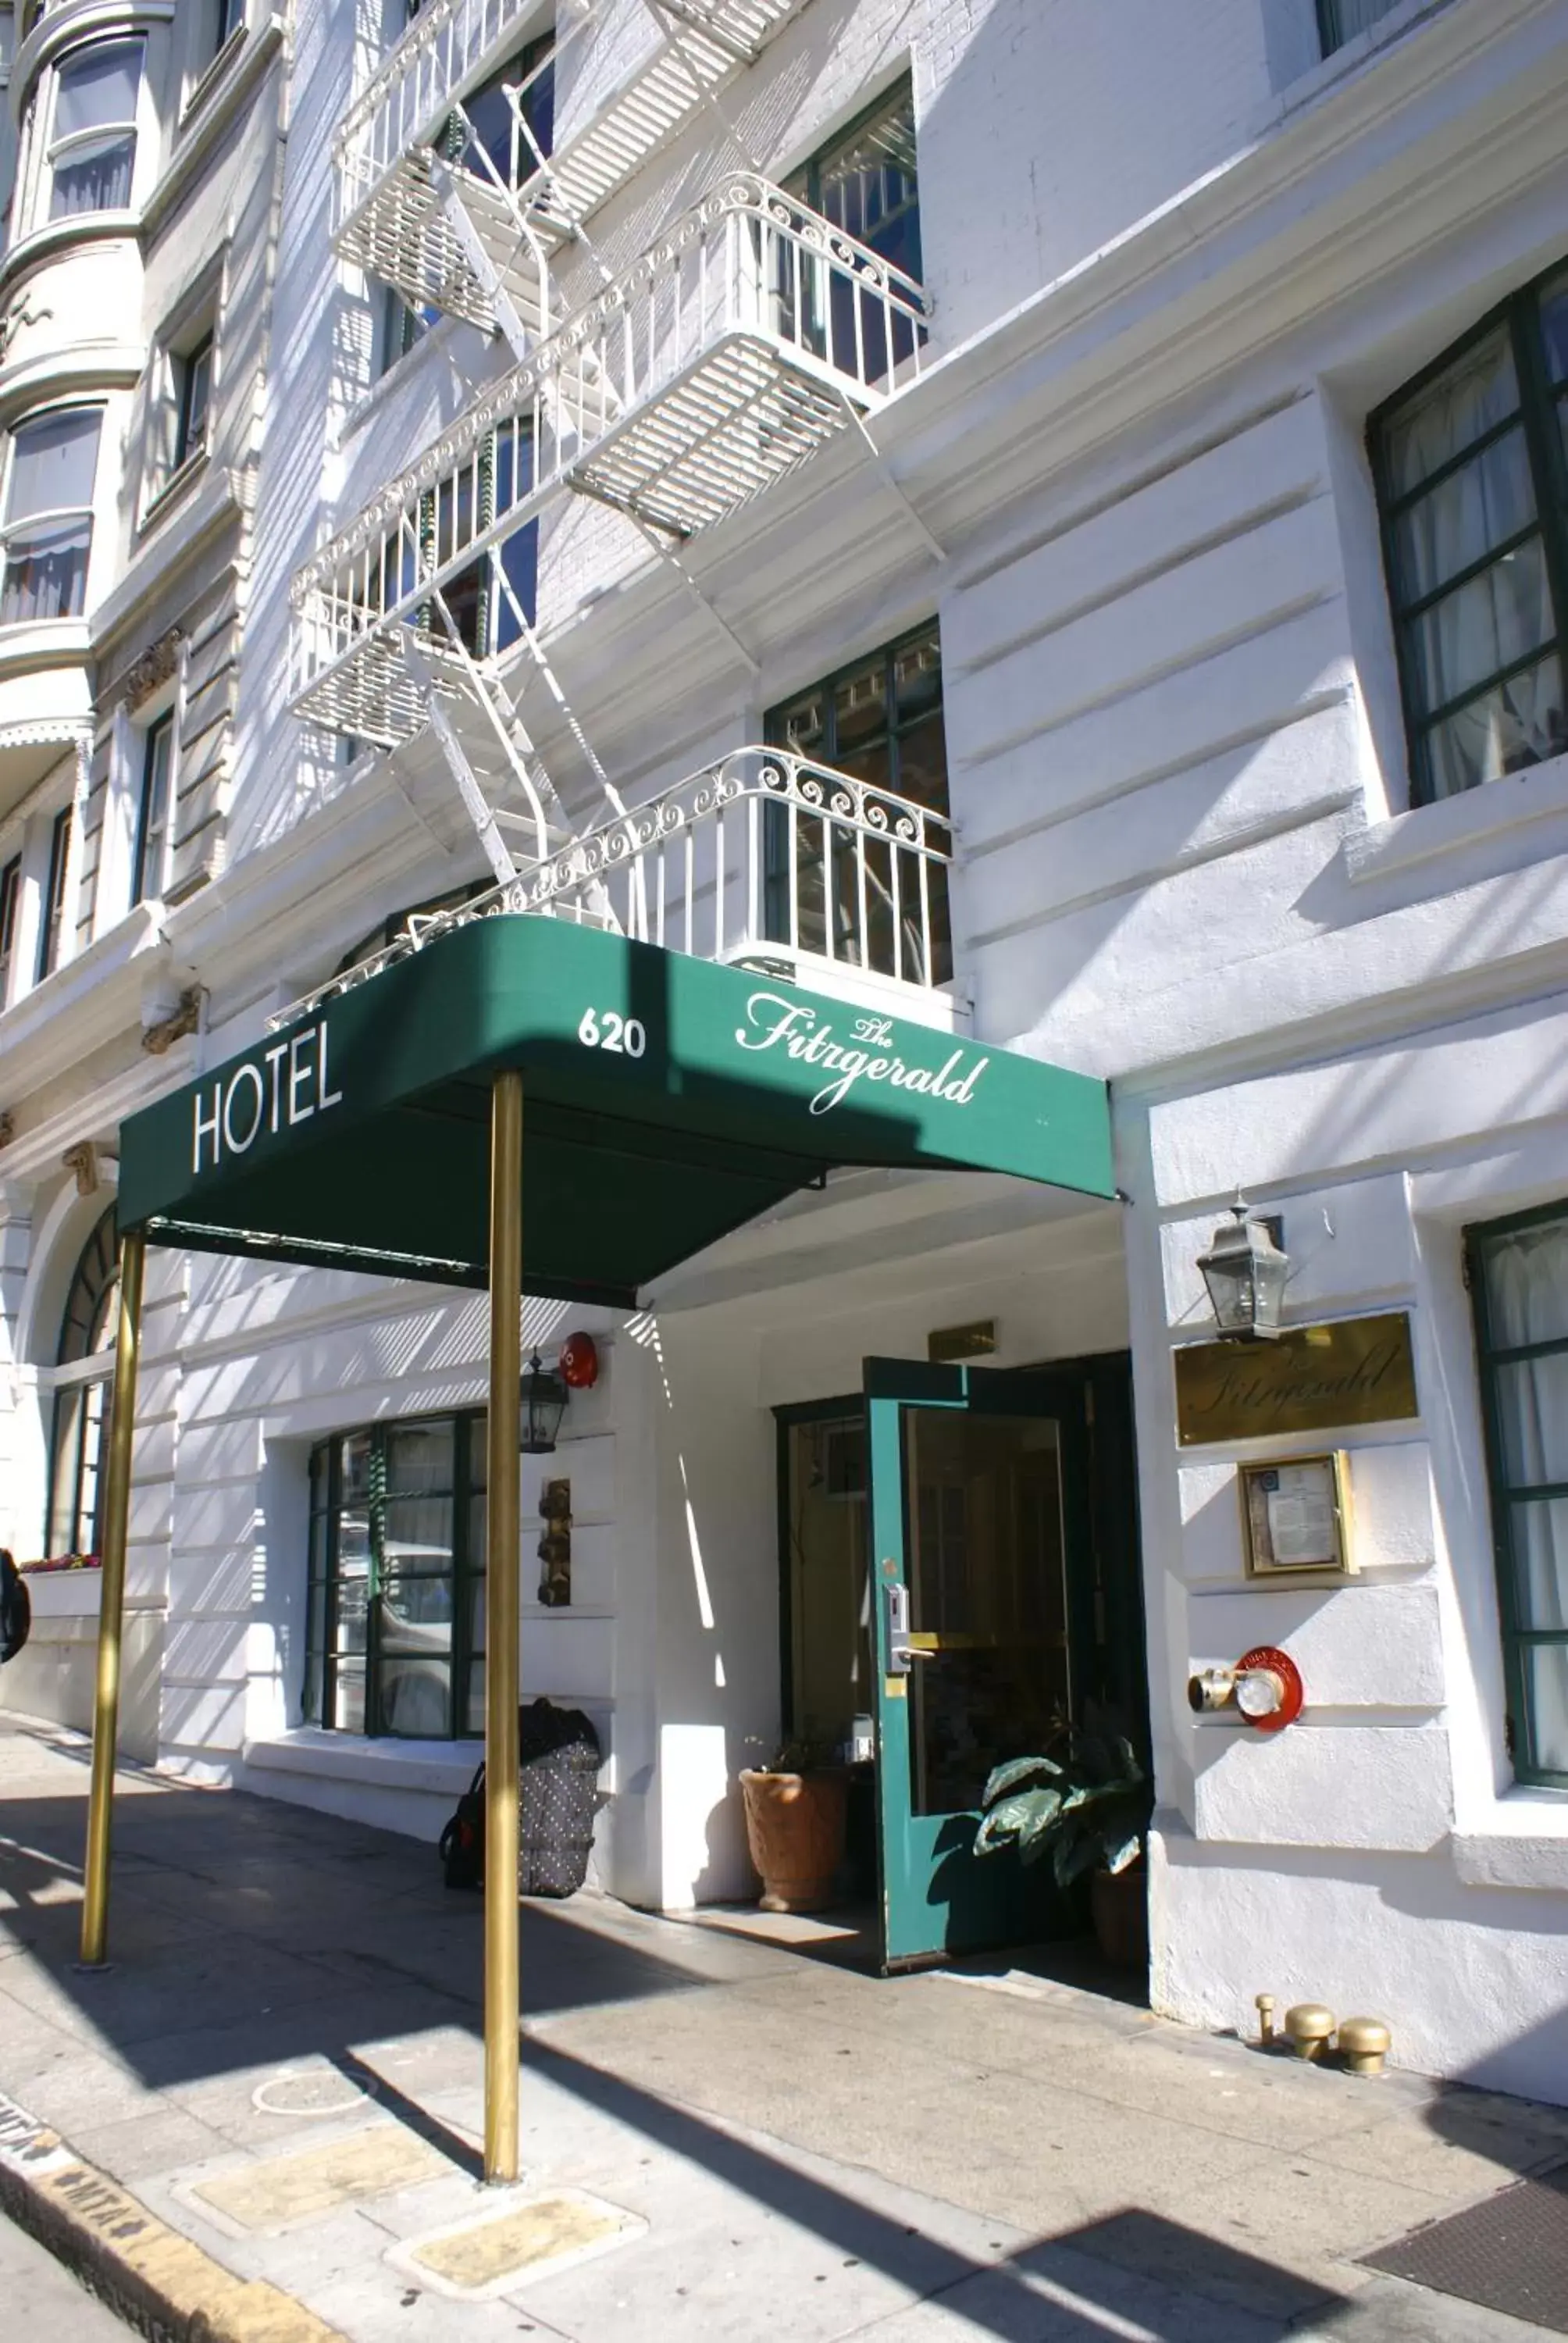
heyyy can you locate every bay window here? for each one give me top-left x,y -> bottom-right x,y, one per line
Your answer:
48,40 -> 144,219
1,407 -> 102,625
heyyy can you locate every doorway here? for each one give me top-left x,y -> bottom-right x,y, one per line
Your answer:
775,1353 -> 1146,1974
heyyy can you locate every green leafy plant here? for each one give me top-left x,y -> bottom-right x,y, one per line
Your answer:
974,1711 -> 1150,1888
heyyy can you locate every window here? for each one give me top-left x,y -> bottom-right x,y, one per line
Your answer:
306,1414 -> 487,1739
36,805 -> 70,979
787,79 -> 922,387
1470,1203 -> 1568,1784
48,40 -> 143,219
132,712 -> 174,905
1317,0 -> 1402,54
1371,259 -> 1568,802
46,1208 -> 118,1560
428,423 -> 537,656
0,854 -> 20,1002
461,30 -> 554,191
215,0 -> 245,55
173,335 -> 213,469
378,281 -> 435,376
1,407 -> 102,624
764,622 -> 952,982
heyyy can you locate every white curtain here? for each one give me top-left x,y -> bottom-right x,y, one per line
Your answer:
1385,328 -> 1565,796
1488,1221 -> 1568,1770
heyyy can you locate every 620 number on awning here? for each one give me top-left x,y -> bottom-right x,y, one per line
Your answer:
578,1007 -> 647,1058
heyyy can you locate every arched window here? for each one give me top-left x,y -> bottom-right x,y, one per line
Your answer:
46,1205 -> 118,1557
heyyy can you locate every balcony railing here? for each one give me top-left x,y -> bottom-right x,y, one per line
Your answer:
269,748 -> 954,1032
293,177 -> 931,743
335,0 -> 808,328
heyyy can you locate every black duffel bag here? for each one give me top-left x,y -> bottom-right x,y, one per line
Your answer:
437,1701 -> 601,1897
519,1698 -> 601,1899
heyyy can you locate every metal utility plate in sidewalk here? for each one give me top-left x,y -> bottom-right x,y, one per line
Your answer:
388,2187 -> 645,2300
180,2127 -> 451,2236
1360,2158 -> 1568,2334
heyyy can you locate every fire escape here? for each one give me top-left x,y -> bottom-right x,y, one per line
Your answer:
290,0 -> 952,1015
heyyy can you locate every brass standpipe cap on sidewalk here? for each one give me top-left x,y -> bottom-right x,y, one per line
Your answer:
1338,2017 -> 1392,2076
1284,2003 -> 1336,2061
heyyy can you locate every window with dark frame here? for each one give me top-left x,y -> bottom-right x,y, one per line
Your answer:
132,711 -> 174,906
173,335 -> 213,469
0,854 -> 20,1002
36,805 -> 70,980
764,621 -> 952,984
306,1413 -> 487,1741
1370,257 -> 1568,803
785,78 -> 922,389
216,0 -> 244,55
46,1207 -> 119,1560
1469,1202 -> 1568,1785
1317,0 -> 1402,56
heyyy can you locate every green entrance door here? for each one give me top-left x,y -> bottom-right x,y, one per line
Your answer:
866,1357 -> 1093,1970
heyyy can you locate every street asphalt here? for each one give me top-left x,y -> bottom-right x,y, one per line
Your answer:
1,2205 -> 132,2337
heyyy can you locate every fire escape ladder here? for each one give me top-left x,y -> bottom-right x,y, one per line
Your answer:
430,153 -> 544,358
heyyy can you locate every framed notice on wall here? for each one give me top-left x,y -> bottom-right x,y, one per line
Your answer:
1238,1453 -> 1355,1580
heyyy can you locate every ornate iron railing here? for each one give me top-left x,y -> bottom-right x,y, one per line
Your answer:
267,749 -> 954,1030
292,177 -> 931,737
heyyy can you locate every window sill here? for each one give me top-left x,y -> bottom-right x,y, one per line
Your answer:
1345,747 -> 1568,888
244,1728 -> 483,1799
139,447 -> 208,536
0,209 -> 142,300
1452,1787 -> 1568,1892
180,26 -> 247,136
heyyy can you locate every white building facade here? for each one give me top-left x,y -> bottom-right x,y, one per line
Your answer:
2,0 -> 1566,2105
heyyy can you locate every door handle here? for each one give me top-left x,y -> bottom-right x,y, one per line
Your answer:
882,1577 -> 924,1675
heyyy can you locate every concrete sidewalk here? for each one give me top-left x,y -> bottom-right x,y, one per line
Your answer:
2,1710 -> 1565,2343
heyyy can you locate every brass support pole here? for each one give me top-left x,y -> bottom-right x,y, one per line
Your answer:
483,1072 -> 523,2184
80,1231 -> 146,1967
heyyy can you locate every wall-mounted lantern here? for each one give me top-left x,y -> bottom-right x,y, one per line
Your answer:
521,1351 -> 570,1453
1196,1200 -> 1289,1339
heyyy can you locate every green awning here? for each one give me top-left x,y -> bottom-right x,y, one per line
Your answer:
117,918 -> 1114,1304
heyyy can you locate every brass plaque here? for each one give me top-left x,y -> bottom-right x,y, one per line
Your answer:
1174,1311 -> 1417,1446
928,1318 -> 997,1364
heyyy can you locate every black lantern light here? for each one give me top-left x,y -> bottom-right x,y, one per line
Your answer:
1196,1200 -> 1289,1340
520,1350 -> 569,1453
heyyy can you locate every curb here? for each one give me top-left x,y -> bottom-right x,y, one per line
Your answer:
0,2088 -> 347,2343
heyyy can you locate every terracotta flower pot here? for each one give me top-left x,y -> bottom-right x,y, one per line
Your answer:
739,1768 -> 848,1913
1090,1860 -> 1149,1971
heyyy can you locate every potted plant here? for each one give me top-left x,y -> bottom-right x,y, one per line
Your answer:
972,1709 -> 1152,1969
739,1739 -> 847,1913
